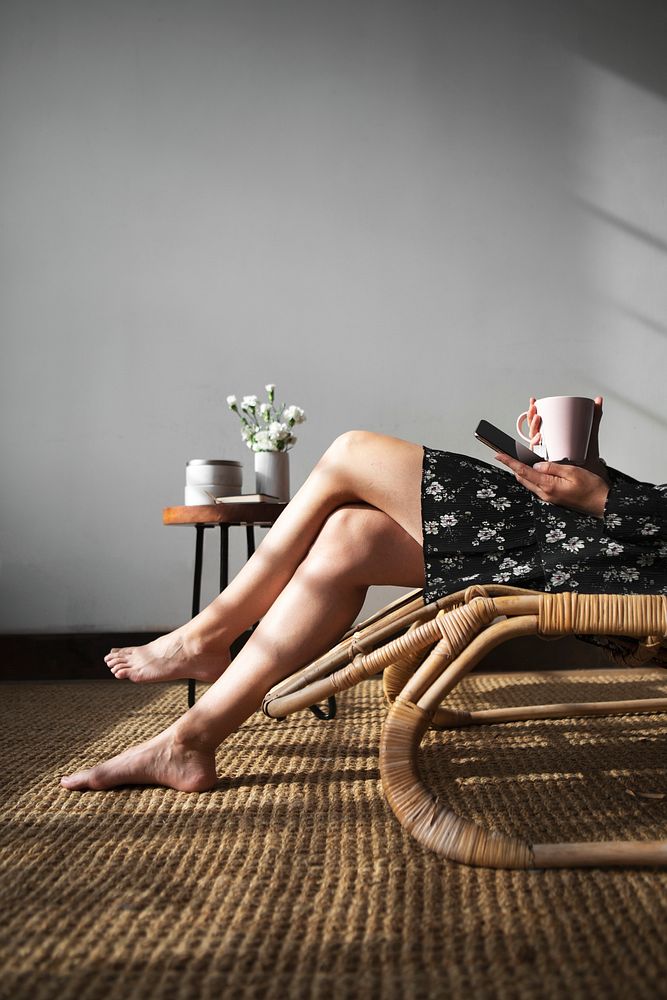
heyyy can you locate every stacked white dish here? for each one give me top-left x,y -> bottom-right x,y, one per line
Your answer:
185,459 -> 243,505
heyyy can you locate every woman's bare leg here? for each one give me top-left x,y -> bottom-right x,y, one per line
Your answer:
62,504 -> 425,791
105,433 -> 424,683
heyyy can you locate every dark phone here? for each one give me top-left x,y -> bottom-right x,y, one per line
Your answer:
475,420 -> 544,466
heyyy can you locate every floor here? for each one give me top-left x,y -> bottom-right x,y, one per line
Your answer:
2,673 -> 667,999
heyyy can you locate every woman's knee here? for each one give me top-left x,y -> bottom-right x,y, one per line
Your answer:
300,504 -> 382,583
309,431 -> 381,499
321,430 -> 383,467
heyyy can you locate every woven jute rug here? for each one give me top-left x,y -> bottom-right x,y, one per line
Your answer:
2,672 -> 667,1000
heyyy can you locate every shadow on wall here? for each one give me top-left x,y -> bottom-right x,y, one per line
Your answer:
575,0 -> 667,100
567,0 -> 667,464
577,198 -> 667,256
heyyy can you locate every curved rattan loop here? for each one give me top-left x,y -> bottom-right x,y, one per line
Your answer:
380,700 -> 534,868
380,696 -> 667,869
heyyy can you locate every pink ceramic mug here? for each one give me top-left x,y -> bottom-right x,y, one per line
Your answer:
516,396 -> 595,464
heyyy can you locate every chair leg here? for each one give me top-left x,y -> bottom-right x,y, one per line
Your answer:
380,604 -> 667,869
380,698 -> 534,868
380,695 -> 667,869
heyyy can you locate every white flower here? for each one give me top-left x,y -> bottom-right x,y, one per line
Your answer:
493,572 -> 512,583
640,523 -> 659,536
605,513 -> 622,529
550,570 -> 571,586
490,497 -> 511,510
251,429 -> 275,452
638,553 -> 655,567
477,527 -> 497,541
563,537 -> 584,553
477,488 -> 496,499
439,514 -> 458,527
228,387 -> 305,452
512,564 -> 532,576
499,557 -> 516,569
283,404 -> 306,424
602,541 -> 624,556
269,421 -> 291,443
545,529 -> 566,543
424,520 -> 439,535
620,567 -> 640,581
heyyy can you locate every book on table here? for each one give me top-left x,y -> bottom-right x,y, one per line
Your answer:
214,493 -> 285,504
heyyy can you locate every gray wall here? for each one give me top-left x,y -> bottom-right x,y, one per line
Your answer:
1,0 -> 665,633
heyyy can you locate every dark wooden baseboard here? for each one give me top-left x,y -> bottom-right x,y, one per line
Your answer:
0,631 -> 255,681
0,630 -> 610,682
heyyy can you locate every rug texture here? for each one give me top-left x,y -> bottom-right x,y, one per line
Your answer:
2,672 -> 667,1000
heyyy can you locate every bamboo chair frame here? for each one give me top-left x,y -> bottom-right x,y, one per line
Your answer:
262,586 -> 667,869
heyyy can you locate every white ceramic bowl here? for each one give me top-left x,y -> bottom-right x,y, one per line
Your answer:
186,460 -> 243,489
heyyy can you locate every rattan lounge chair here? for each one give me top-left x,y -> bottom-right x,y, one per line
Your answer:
262,586 -> 667,869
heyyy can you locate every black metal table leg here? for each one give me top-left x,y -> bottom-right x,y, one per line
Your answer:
188,524 -> 206,709
220,524 -> 229,591
246,524 -> 256,559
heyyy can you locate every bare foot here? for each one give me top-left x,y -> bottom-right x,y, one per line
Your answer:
104,629 -> 231,684
60,730 -> 217,792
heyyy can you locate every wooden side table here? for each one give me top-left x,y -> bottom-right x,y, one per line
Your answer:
163,501 -> 286,707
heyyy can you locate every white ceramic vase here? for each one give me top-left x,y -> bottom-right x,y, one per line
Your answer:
254,450 -> 290,501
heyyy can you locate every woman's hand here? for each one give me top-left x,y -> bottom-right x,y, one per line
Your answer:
495,454 -> 610,517
496,394 -> 610,517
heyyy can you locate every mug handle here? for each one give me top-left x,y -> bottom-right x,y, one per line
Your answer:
516,412 -> 532,444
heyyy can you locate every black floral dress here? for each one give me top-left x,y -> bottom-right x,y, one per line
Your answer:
421,447 -> 667,603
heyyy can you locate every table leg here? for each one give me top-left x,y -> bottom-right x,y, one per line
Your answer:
188,524 -> 206,709
220,524 -> 229,591
246,524 -> 255,558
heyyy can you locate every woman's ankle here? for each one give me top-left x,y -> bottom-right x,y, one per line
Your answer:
180,622 -> 233,658
171,718 -> 219,756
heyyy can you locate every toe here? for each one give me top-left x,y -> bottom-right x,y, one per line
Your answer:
107,647 -> 131,661
61,771 -> 92,790
62,764 -> 117,791
106,653 -> 129,668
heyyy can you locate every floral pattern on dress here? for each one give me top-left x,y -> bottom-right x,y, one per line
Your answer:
421,448 -> 666,603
